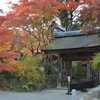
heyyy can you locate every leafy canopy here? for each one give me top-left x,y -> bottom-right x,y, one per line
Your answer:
0,16 -> 19,73
80,0 -> 100,33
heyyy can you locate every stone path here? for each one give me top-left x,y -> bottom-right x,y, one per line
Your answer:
0,89 -> 87,100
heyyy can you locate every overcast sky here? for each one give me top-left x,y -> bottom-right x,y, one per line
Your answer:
0,0 -> 19,13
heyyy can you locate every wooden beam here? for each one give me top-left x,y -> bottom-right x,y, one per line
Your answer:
63,57 -> 92,61
60,52 -> 93,61
86,57 -> 91,81
43,55 -> 46,72
69,61 -> 72,82
63,60 -> 68,86
42,46 -> 100,55
57,54 -> 63,88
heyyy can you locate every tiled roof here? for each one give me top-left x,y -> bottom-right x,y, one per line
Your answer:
53,30 -> 86,38
42,34 -> 100,51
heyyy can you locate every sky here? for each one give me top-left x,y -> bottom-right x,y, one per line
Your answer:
0,0 -> 19,13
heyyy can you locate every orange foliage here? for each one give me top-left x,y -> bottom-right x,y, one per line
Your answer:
0,28 -> 19,72
80,0 -> 100,32
1,0 -> 93,56
56,0 -> 92,12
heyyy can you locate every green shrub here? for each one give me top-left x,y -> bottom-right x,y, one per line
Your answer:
93,53 -> 100,69
45,61 -> 51,74
26,81 -> 36,88
0,76 -> 3,81
72,64 -> 87,80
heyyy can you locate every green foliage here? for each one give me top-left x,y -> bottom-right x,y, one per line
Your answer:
72,64 -> 87,80
0,76 -> 3,81
59,9 -> 82,31
92,53 -> 100,69
44,60 -> 57,88
7,84 -> 22,92
0,71 -> 13,76
26,81 -> 36,87
0,75 -> 21,92
45,61 -> 51,74
59,10 -> 69,30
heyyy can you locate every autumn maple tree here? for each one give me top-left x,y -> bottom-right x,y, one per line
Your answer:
80,0 -> 100,33
57,0 -> 92,31
0,0 -> 99,75
1,0 -> 94,58
0,14 -> 19,72
2,0 -> 59,56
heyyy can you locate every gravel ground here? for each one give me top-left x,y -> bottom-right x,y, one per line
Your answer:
0,89 -> 87,100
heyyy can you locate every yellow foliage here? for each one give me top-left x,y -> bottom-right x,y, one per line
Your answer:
15,55 -> 45,82
15,64 -> 41,82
